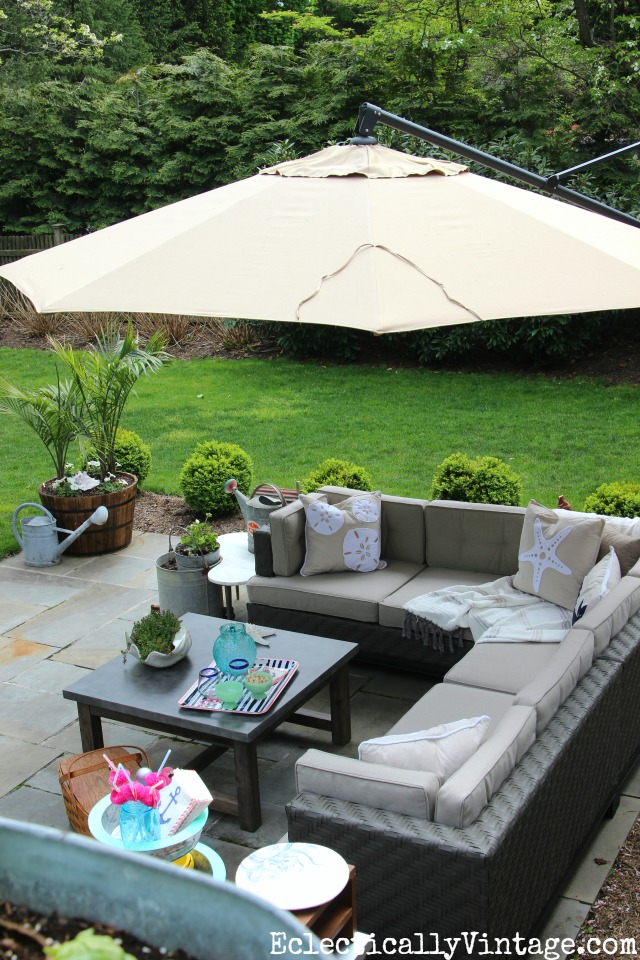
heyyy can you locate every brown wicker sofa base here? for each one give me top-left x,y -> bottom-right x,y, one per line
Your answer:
287,647 -> 635,944
246,601 -> 473,676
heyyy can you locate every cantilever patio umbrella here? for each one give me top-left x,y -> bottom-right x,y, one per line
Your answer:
1,141 -> 640,332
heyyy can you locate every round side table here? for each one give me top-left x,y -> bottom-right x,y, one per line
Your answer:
207,531 -> 256,619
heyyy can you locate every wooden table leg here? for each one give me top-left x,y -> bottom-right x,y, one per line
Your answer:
329,663 -> 351,746
234,742 -> 261,831
78,703 -> 104,751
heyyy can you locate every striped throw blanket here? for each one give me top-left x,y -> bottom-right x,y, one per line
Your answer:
403,575 -> 572,646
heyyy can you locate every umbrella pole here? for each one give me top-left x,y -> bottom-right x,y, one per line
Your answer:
354,102 -> 640,229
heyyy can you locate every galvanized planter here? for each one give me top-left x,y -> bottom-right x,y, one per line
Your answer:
156,552 -> 224,618
0,816 -> 318,960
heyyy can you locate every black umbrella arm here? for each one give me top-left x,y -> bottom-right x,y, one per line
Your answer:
353,102 -> 640,229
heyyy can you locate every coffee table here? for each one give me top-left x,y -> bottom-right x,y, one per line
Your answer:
63,613 -> 357,832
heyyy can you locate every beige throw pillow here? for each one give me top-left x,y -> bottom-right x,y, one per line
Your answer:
514,500 -> 604,610
300,491 -> 385,577
358,716 -> 490,785
598,525 -> 640,576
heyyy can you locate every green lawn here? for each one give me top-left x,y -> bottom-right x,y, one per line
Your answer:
1,347 -> 639,559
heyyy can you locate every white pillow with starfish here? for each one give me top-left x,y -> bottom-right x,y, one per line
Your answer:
514,500 -> 604,610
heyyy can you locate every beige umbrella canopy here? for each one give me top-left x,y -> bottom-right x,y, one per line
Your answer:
1,142 -> 639,333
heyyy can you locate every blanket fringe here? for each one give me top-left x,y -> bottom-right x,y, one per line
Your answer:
403,611 -> 465,654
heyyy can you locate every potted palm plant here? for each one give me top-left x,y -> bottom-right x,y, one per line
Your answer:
0,322 -> 170,555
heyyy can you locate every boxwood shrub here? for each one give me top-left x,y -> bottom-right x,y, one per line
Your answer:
431,453 -> 522,506
179,440 -> 253,516
301,457 -> 373,493
583,482 -> 640,519
82,428 -> 152,486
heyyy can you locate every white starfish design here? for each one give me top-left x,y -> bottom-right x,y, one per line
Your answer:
519,518 -> 573,593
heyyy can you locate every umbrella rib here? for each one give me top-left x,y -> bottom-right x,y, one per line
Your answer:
296,243 -> 483,324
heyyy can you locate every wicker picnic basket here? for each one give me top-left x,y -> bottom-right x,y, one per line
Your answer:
58,744 -> 150,836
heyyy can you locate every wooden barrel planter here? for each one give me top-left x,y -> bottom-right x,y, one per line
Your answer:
38,472 -> 138,555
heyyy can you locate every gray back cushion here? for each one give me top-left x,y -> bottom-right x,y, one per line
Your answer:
435,705 -> 536,828
425,500 -> 525,575
514,627 -> 594,733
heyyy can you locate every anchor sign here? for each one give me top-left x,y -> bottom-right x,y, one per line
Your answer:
159,785 -> 181,824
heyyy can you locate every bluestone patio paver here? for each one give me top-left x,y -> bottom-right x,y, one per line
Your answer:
52,619 -> 136,669
0,638 -> 55,682
0,735 -> 61,794
0,601 -> 49,633
0,683 -> 79,742
10,657 -> 88,693
0,783 -> 71,831
6,582 -> 155,647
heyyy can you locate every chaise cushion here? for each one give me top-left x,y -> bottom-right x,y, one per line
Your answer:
514,627 -> 594,732
443,641 -> 561,694
514,500 -> 604,610
300,492 -> 385,576
434,705 -> 537,828
573,547 -> 621,624
358,716 -> 490,784
295,748 -> 440,820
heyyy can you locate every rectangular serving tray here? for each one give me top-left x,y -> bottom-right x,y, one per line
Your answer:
178,658 -> 298,715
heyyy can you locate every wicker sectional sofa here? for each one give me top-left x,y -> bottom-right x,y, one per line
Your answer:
246,489 -> 640,943
248,488 -> 528,674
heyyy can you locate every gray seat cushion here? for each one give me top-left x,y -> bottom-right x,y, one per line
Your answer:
379,567 -> 493,629
247,560 -> 424,623
443,641 -> 561,694
388,681 -> 515,738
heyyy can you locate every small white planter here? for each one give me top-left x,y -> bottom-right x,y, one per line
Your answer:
124,626 -> 192,668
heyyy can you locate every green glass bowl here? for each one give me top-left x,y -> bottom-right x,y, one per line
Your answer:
243,671 -> 273,700
214,679 -> 244,709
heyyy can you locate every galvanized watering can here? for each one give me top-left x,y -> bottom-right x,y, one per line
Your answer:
223,479 -> 294,553
12,502 -> 109,567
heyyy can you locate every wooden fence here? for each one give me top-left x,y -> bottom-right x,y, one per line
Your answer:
0,227 -> 81,266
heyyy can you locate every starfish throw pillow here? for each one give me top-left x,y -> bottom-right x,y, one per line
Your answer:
514,500 -> 604,610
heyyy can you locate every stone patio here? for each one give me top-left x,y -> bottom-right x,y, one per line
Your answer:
1,530 -> 639,955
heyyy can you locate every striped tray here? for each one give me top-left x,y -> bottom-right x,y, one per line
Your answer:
178,658 -> 298,715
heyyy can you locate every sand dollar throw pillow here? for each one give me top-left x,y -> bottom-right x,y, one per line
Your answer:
514,500 -> 604,610
300,492 -> 385,576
